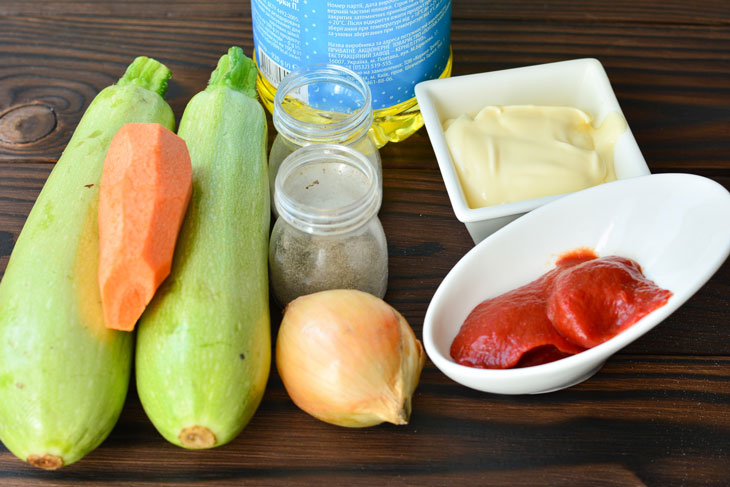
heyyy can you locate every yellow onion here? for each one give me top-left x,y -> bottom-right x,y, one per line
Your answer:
276,289 -> 426,427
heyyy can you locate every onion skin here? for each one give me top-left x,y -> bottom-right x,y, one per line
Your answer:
276,289 -> 426,427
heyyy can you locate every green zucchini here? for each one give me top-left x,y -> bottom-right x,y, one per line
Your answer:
0,58 -> 175,469
135,47 -> 271,448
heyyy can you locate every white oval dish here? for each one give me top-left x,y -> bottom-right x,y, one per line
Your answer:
423,173 -> 730,395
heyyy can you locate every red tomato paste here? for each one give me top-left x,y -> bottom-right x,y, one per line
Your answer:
450,249 -> 672,369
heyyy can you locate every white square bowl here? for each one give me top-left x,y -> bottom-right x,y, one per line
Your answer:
415,58 -> 651,244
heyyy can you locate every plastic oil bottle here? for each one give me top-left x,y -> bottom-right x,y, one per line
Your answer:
250,0 -> 453,147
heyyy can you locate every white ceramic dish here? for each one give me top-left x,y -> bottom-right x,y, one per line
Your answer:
423,173 -> 730,395
415,58 -> 651,244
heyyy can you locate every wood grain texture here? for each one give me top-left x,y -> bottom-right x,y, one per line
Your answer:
0,161 -> 728,358
0,1 -> 729,485
1,0 -> 729,25
0,357 -> 728,485
1,15 -> 728,167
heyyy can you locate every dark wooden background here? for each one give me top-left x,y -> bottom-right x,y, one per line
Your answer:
1,1 -> 729,485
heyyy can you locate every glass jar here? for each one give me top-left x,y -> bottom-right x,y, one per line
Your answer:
251,0 -> 453,147
269,144 -> 388,307
268,64 -> 381,217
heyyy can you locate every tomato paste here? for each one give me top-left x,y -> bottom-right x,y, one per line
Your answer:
450,249 -> 672,369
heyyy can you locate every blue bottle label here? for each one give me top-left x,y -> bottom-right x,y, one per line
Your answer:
252,0 -> 451,110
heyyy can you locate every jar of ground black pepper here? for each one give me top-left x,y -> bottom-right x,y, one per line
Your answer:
269,144 -> 388,307
268,64 -> 381,217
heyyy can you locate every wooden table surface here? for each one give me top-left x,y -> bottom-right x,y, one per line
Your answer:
1,1 -> 729,485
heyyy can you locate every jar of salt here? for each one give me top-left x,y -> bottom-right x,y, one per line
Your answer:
268,64 -> 381,218
269,143 -> 387,307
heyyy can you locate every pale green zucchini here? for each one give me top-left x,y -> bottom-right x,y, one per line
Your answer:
0,57 -> 175,469
135,47 -> 271,448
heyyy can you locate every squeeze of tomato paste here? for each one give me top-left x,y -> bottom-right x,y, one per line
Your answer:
450,249 -> 672,369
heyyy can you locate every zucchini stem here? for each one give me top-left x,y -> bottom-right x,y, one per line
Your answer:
117,56 -> 172,98
206,46 -> 258,99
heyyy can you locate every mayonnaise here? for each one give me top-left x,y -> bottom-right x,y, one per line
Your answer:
443,105 -> 626,208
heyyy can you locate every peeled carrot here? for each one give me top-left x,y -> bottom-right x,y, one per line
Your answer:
98,123 -> 192,331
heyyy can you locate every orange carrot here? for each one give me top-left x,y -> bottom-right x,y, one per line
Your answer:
98,123 -> 192,331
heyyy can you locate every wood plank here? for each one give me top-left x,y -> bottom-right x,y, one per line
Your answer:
1,16 -> 728,169
0,356 -> 727,485
0,15 -> 252,162
454,0 -> 730,25
1,161 -> 728,359
1,0 -> 729,26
